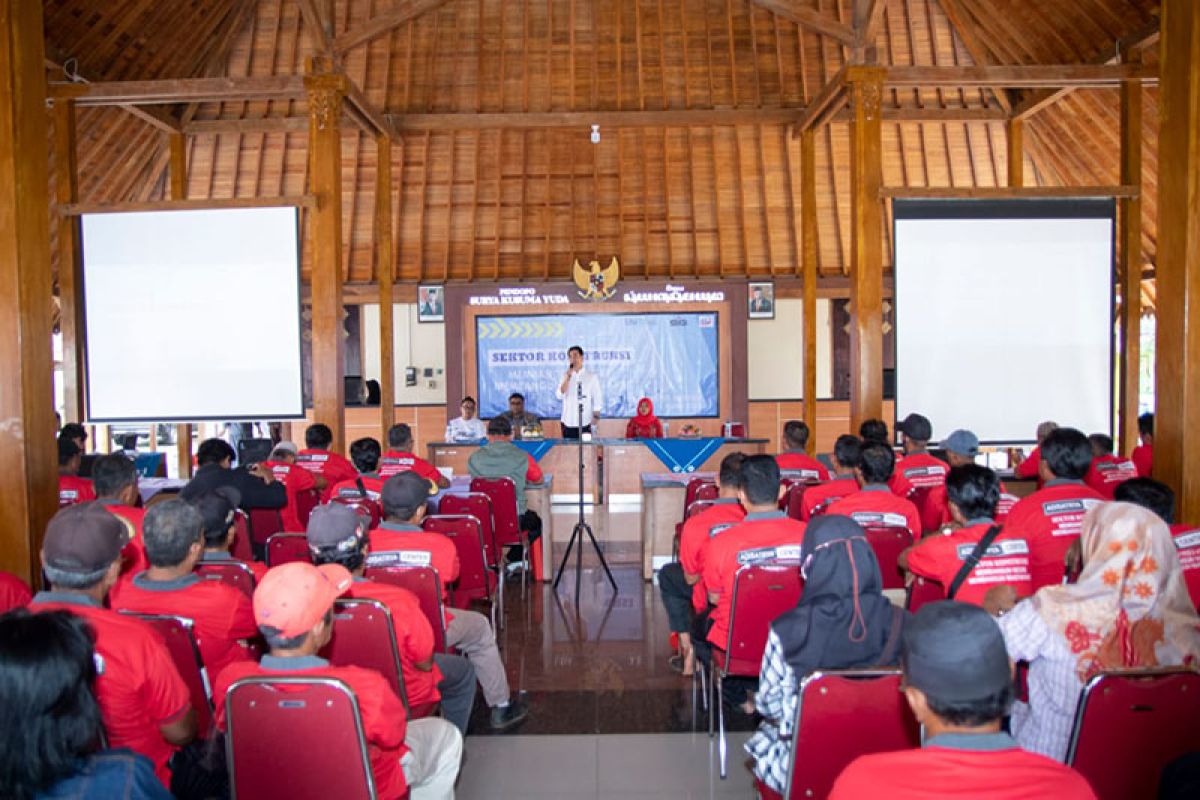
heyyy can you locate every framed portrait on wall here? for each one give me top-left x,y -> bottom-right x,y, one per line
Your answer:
417,285 -> 445,322
748,281 -> 775,319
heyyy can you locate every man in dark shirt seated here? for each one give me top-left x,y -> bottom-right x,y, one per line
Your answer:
830,601 -> 1095,799
180,438 -> 287,511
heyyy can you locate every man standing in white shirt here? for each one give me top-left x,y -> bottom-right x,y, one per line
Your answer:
555,346 -> 603,440
445,396 -> 488,442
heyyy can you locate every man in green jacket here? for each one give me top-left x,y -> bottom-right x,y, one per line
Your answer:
467,417 -> 544,566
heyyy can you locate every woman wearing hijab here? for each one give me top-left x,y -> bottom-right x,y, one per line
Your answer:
998,501 -> 1200,762
625,397 -> 664,439
746,515 -> 908,794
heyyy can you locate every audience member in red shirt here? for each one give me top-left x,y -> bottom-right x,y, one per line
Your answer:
901,465 -> 1032,611
330,437 -> 389,504
0,569 -> 32,613
190,487 -> 268,583
92,453 -> 150,576
895,413 -> 949,490
110,499 -> 259,679
261,441 -> 319,531
1131,412 -> 1154,477
58,438 -> 96,506
1113,478 -> 1200,611
1003,428 -> 1105,590
657,452 -> 747,676
802,435 -> 862,520
774,420 -> 830,482
30,504 -> 195,786
1084,433 -> 1138,499
380,423 -> 450,488
1013,420 -> 1059,481
625,397 -> 665,439
830,601 -> 1095,800
296,423 -> 358,501
824,442 -> 922,540
210,561 -> 462,800
306,503 -> 478,734
857,419 -> 915,499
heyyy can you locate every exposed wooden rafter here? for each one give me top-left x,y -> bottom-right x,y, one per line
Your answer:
48,76 -> 308,105
795,65 -> 849,132
885,63 -> 1158,88
333,0 -> 454,54
750,1 -> 858,47
44,57 -> 181,133
934,0 -> 1013,112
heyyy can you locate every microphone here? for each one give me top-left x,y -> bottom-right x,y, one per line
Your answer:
577,381 -> 583,400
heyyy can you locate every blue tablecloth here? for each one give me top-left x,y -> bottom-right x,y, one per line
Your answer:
640,437 -> 726,473
512,439 -> 558,462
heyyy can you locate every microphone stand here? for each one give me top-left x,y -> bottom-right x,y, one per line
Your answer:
554,376 -> 618,603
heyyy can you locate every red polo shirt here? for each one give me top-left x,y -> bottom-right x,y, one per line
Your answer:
678,499 -> 747,612
702,511 -> 806,647
905,521 -> 1033,606
296,448 -> 358,501
345,578 -> 443,707
1171,524 -> 1200,610
1132,444 -> 1153,478
1084,454 -> 1138,499
199,552 -> 267,582
331,474 -> 386,503
30,593 -> 191,786
830,734 -> 1096,799
379,450 -> 443,483
110,573 -> 258,679
1014,446 -> 1042,480
1003,480 -> 1105,590
100,500 -> 150,576
824,486 -> 922,539
924,483 -> 1018,529
0,570 -> 31,613
890,472 -> 916,499
262,459 -> 318,531
802,477 -> 858,520
775,452 -> 830,482
58,474 -> 97,506
368,523 -> 461,603
895,452 -> 949,489
213,656 -> 410,800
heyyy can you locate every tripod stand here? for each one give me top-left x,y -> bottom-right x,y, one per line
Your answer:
553,387 -> 618,603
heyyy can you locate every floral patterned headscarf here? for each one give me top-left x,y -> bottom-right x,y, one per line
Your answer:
1032,502 -> 1200,682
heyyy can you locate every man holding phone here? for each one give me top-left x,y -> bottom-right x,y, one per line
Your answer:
555,345 -> 603,440
180,438 -> 287,512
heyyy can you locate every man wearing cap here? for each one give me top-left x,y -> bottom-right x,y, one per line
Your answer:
180,438 -> 288,512
830,601 -> 1095,799
380,423 -> 450,488
925,430 -> 1020,529
296,423 -> 359,501
307,504 -> 478,734
369,471 -> 531,731
111,499 -> 259,678
800,435 -> 862,520
191,487 -> 268,582
58,437 -> 96,506
30,504 -> 196,787
900,465 -> 1033,611
774,420 -> 830,482
260,440 -> 319,532
211,561 -> 462,800
895,413 -> 948,490
91,453 -> 150,575
467,415 -> 544,563
824,442 -> 922,540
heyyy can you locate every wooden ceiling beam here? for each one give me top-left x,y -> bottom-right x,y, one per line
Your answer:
885,63 -> 1157,88
44,58 -> 182,133
48,76 -> 308,105
934,0 -> 1013,113
880,185 -> 1140,199
795,65 -> 848,132
295,0 -> 335,58
750,1 -> 858,47
333,0 -> 453,54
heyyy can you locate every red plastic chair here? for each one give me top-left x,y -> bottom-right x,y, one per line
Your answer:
905,575 -> 945,613
294,487 -> 320,528
469,477 -> 530,578
672,499 -> 718,559
421,514 -> 496,628
224,676 -> 379,800
247,508 -> 284,548
231,510 -> 255,563
683,477 -> 717,518
695,482 -> 720,502
362,564 -> 448,654
711,561 -> 804,777
266,532 -> 312,567
863,526 -> 913,590
1066,668 -> 1200,800
121,613 -> 214,739
195,560 -> 257,597
331,495 -> 383,529
759,669 -> 920,800
780,482 -> 812,520
440,492 -> 498,568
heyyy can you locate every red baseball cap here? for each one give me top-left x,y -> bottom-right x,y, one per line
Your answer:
253,562 -> 352,638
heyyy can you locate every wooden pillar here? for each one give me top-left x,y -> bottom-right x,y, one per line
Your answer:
800,128 -> 820,454
0,0 -> 57,582
168,132 -> 194,477
305,59 -> 347,454
376,134 -> 396,439
847,67 -> 885,430
1154,0 -> 1200,524
53,99 -> 85,424
1007,118 -> 1024,187
1118,51 -> 1143,458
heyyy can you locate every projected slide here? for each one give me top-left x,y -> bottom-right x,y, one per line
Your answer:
894,198 -> 1114,444
476,312 -> 720,419
81,207 -> 303,421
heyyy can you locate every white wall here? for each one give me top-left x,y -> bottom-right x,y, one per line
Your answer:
360,304 -> 448,404
747,298 -> 833,400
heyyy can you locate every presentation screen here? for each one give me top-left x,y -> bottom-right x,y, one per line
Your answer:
475,312 -> 720,419
893,198 -> 1114,444
81,207 -> 303,422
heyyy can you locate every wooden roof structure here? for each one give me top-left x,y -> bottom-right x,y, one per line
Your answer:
44,0 -> 1161,308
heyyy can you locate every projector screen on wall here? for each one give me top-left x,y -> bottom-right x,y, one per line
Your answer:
893,198 -> 1114,444
81,207 -> 303,422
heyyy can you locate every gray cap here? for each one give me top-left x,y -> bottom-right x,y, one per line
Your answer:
305,503 -> 368,554
272,441 -> 299,456
941,429 -> 980,458
903,601 -> 1012,703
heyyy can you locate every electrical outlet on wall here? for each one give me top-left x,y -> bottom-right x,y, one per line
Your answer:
426,379 -> 437,389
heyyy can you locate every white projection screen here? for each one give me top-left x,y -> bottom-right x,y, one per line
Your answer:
81,207 -> 303,422
893,198 -> 1115,444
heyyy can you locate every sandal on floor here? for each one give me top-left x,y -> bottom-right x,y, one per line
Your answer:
668,654 -> 685,673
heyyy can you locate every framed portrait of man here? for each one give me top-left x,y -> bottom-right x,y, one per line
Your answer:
748,281 -> 775,319
417,285 -> 444,322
